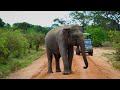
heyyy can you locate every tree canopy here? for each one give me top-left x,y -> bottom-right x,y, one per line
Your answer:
0,18 -> 5,27
53,11 -> 120,32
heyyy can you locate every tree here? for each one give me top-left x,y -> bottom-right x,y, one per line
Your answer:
53,18 -> 66,26
69,11 -> 91,32
51,24 -> 59,28
0,18 -> 5,27
32,25 -> 43,32
90,11 -> 120,31
5,23 -> 11,29
13,22 -> 32,30
86,26 -> 108,47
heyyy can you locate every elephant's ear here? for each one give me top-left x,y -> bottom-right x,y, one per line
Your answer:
63,26 -> 71,43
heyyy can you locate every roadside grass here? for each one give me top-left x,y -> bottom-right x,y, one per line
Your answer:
102,52 -> 120,69
112,62 -> 120,69
0,48 -> 45,78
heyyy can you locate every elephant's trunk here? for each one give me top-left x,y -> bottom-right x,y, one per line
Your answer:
79,37 -> 88,69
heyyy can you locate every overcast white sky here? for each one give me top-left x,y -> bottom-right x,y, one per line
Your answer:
0,11 -> 71,27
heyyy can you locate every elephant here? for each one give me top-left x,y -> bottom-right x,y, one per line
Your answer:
76,45 -> 81,55
45,24 -> 88,75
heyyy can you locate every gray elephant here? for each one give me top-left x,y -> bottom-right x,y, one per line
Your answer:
45,24 -> 88,75
76,45 -> 81,55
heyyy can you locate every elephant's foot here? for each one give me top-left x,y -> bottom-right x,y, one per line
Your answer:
69,70 -> 73,74
76,52 -> 80,55
47,70 -> 53,73
56,69 -> 61,72
63,71 -> 70,75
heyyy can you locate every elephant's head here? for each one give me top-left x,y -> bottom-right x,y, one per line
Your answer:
63,24 -> 88,69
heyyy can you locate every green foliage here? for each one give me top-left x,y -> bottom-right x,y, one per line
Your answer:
0,49 -> 45,78
108,30 -> 120,60
40,27 -> 49,35
102,41 -> 113,47
32,25 -> 43,32
0,29 -> 29,63
51,24 -> 59,28
12,22 -> 49,34
0,30 -> 9,61
102,50 -> 120,69
33,32 -> 45,45
89,11 -> 120,31
53,18 -> 66,25
69,11 -> 91,32
53,11 -> 120,32
25,28 -> 45,52
0,18 -> 5,27
0,18 -> 48,78
86,26 -> 108,47
112,61 -> 120,69
13,22 -> 32,30
7,30 -> 29,58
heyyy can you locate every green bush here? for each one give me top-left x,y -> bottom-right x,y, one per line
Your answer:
0,49 -> 45,78
102,41 -> 113,47
6,30 -> 29,58
108,30 -> 120,60
25,29 -> 45,52
0,29 -> 29,63
0,30 -> 10,62
86,26 -> 109,47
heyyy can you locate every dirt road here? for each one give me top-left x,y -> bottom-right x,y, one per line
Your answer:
6,47 -> 120,79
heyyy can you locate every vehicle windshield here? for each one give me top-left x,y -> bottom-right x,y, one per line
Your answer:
84,39 -> 92,45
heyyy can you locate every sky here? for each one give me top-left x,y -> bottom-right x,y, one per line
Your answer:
0,11 -> 71,27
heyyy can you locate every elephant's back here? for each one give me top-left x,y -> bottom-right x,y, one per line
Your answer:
47,26 -> 63,34
45,26 -> 63,42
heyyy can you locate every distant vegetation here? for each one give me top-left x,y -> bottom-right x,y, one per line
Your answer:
0,18 -> 50,78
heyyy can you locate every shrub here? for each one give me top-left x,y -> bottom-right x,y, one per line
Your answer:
86,26 -> 109,47
0,29 -> 29,63
0,30 -> 10,62
25,29 -> 45,52
108,30 -> 120,60
6,30 -> 29,58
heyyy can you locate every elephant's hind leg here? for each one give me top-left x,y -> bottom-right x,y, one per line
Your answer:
54,54 -> 61,72
46,49 -> 53,73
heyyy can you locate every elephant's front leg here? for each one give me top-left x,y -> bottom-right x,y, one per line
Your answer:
46,49 -> 53,73
59,44 -> 70,75
68,46 -> 74,73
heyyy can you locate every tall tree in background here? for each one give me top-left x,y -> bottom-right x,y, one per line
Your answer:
0,18 -> 5,27
90,11 -> 120,31
53,11 -> 92,32
53,11 -> 120,32
13,22 -> 32,30
51,24 -> 59,28
5,23 -> 11,29
53,18 -> 67,26
69,11 -> 91,32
